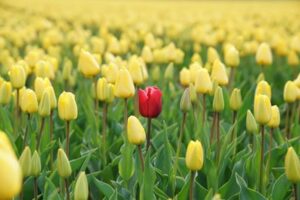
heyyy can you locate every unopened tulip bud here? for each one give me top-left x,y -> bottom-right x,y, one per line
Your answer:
62,59 -> 73,81
31,150 -> 41,177
142,46 -> 153,63
78,50 -> 100,77
207,47 -> 219,64
96,78 -> 108,101
246,110 -> 258,134
254,94 -> 272,125
189,84 -> 197,104
114,68 -> 135,98
180,88 -> 191,112
106,84 -> 115,103
0,131 -> 15,155
268,105 -> 280,128
255,80 -> 271,99
141,61 -> 148,82
189,62 -> 202,83
38,90 -> 51,117
211,59 -> 228,86
225,46 -> 240,68
45,86 -> 57,109
294,74 -> 300,87
151,65 -> 160,82
179,68 -> 190,87
230,88 -> 242,111
128,56 -> 144,85
20,89 -> 38,113
284,81 -> 298,103
34,77 -> 52,101
185,140 -> 204,171
195,68 -> 212,94
288,51 -> 299,66
285,147 -> 300,183
256,43 -> 272,66
19,146 -> 32,177
127,116 -> 146,145
9,64 -> 26,89
0,81 -> 12,105
35,60 -> 54,79
213,86 -> 224,112
164,62 -> 174,80
57,148 -> 72,178
58,92 -> 78,121
74,172 -> 89,200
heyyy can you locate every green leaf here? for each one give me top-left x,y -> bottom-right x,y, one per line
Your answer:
140,152 -> 156,200
271,173 -> 291,200
93,176 -> 115,198
118,143 -> 135,181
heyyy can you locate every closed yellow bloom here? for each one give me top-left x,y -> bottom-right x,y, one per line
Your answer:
31,150 -> 41,177
246,110 -> 258,134
268,105 -> 280,128
230,88 -> 242,111
151,65 -> 160,82
211,59 -> 228,86
256,43 -> 272,66
294,74 -> 300,87
127,116 -> 146,145
141,60 -> 149,82
141,46 -> 153,63
0,131 -> 15,155
164,62 -> 174,80
62,59 -> 73,81
207,47 -> 219,64
225,46 -> 240,68
57,148 -> 72,178
20,89 -> 38,113
189,84 -> 197,104
283,81 -> 298,103
106,84 -> 115,103
128,56 -> 144,85
96,78 -> 108,101
34,77 -> 52,101
102,63 -> 119,83
45,86 -> 57,109
213,86 -> 224,112
35,60 -> 55,79
191,53 -> 202,64
189,62 -> 202,83
38,90 -> 51,117
58,92 -> 78,121
254,94 -> 272,125
0,81 -> 12,105
179,68 -> 190,87
195,68 -> 212,94
255,80 -> 271,99
78,50 -> 100,77
74,172 -> 89,200
9,64 -> 26,89
185,140 -> 204,171
285,147 -> 300,183
288,51 -> 299,66
19,146 -> 32,177
114,68 -> 135,98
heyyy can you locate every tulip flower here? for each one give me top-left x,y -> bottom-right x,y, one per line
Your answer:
115,68 -> 135,99
256,42 -> 272,66
128,56 -> 144,85
58,91 -> 78,157
246,110 -> 258,134
185,140 -> 204,200
0,81 -> 12,105
288,50 -> 299,67
151,65 -> 160,82
255,80 -> 271,99
225,46 -> 239,88
189,62 -> 202,83
19,146 -> 32,178
35,60 -> 55,79
74,172 -> 89,200
78,50 -> 100,77
57,148 -> 72,200
34,77 -> 52,101
207,47 -> 220,64
179,67 -> 191,87
20,89 -> 38,114
229,88 -> 242,151
285,147 -> 300,199
211,59 -> 228,86
164,62 -> 174,81
142,46 -> 153,63
31,150 -> 41,200
9,64 -> 26,89
138,86 -> 162,150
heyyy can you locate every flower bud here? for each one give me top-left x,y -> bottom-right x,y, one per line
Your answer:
211,59 -> 228,86
128,56 -> 144,85
58,92 -> 78,121
38,90 -> 51,117
283,81 -> 298,103
225,46 -> 239,68
195,68 -> 212,94
141,46 -> 153,63
294,74 -> 300,88
151,65 -> 160,82
62,59 -> 73,81
246,110 -> 258,134
179,67 -> 190,87
35,60 -> 55,79
106,83 -> 115,103
34,77 -> 52,101
230,88 -> 242,111
207,47 -> 219,64
185,140 -> 204,171
9,64 -> 26,89
20,89 -> 38,113
114,68 -> 135,98
213,86 -> 224,112
268,105 -> 280,128
57,148 -> 72,178
285,147 -> 300,183
189,62 -> 202,83
0,131 -> 15,155
0,81 -> 12,105
254,94 -> 272,125
45,86 -> 57,109
180,88 -> 191,112
78,50 -> 100,77
127,116 -> 146,145
288,50 -> 299,66
96,78 -> 108,101
255,80 -> 271,99
164,62 -> 174,81
31,150 -> 41,177
19,146 -> 32,177
256,43 -> 272,66
189,84 -> 197,104
74,172 -> 89,200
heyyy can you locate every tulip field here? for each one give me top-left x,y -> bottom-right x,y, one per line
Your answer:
1,0 -> 300,199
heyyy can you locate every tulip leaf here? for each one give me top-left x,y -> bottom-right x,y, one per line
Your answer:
93,176 -> 115,198
118,143 -> 135,181
271,173 -> 291,200
140,152 -> 156,200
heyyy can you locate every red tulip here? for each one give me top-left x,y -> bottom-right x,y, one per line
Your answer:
138,86 -> 162,118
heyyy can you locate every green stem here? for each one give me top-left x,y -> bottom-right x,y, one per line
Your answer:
124,98 -> 128,139
50,110 -> 54,169
294,183 -> 298,200
34,177 -> 38,200
36,117 -> 45,151
202,94 -> 206,128
174,113 -> 187,176
210,112 -> 216,145
64,179 -> 70,200
102,103 -> 108,165
22,114 -> 30,148
66,121 -> 70,158
268,128 -> 274,180
189,171 -> 195,200
216,112 -> 220,165
146,118 -> 152,151
137,145 -> 144,171
259,125 -> 265,193
285,103 -> 291,139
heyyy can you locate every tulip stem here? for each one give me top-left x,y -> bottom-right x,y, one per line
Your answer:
102,103 -> 108,165
124,98 -> 128,139
216,112 -> 220,164
268,128 -> 274,179
34,177 -> 38,200
189,171 -> 195,200
23,114 -> 31,148
228,68 -> 236,91
259,125 -> 265,193
210,112 -> 216,145
202,94 -> 206,127
36,117 -> 45,151
94,78 -> 98,116
294,183 -> 298,200
64,179 -> 70,200
66,121 -> 70,158
285,103 -> 291,139
146,118 -> 152,151
231,111 -> 237,141
137,145 -> 144,171
50,110 -> 54,169
15,88 -> 20,136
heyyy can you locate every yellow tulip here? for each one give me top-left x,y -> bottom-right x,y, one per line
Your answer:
0,131 -> 15,155
34,77 -> 52,101
191,53 -> 202,64
207,47 -> 219,64
128,56 -> 144,85
58,91 -> 78,121
127,116 -> 146,145
62,59 -> 73,81
19,146 -> 32,177
294,74 -> 300,88
179,67 -> 190,87
288,51 -> 299,66
78,50 -> 100,77
185,140 -> 204,171
189,62 -> 202,83
38,90 -> 51,117
0,81 -> 12,105
151,65 -> 160,82
101,63 -> 119,84
255,80 -> 271,99
268,105 -> 280,128
225,46 -> 240,68
164,62 -> 174,81
141,46 -> 153,63
246,110 -> 258,134
211,59 -> 228,86
229,88 -> 242,111
114,68 -> 135,98
96,78 -> 108,101
189,84 -> 197,104
106,84 -> 115,103
195,68 -> 212,94
35,60 -> 55,79
9,64 -> 26,89
283,81 -> 298,103
285,147 -> 300,183
213,86 -> 224,112
180,88 -> 191,113
20,89 -> 38,114
45,86 -> 57,109
256,43 -> 272,66
57,148 -> 72,178
31,150 -> 41,177
254,94 -> 272,125
74,172 -> 89,200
